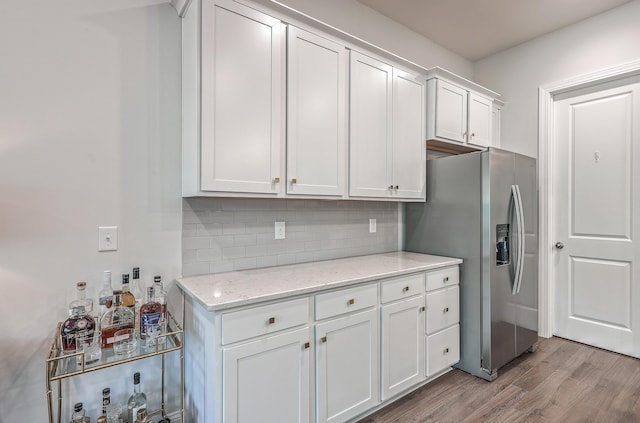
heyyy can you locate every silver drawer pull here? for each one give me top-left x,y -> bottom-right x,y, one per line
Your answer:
320,336 -> 327,343
347,298 -> 355,305
443,347 -> 450,354
268,317 -> 276,325
402,286 -> 410,293
443,307 -> 449,314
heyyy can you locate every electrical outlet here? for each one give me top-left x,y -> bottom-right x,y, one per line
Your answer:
275,221 -> 286,239
369,219 -> 377,233
98,226 -> 118,251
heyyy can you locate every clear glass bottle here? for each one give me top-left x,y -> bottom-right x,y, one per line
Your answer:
121,274 -> 135,310
70,281 -> 94,317
131,267 -> 143,328
99,290 -> 135,349
152,276 -> 168,344
127,372 -> 147,423
134,408 -> 152,423
70,402 -> 90,423
98,271 -> 114,315
102,387 -> 110,416
140,287 -> 162,340
60,305 -> 96,354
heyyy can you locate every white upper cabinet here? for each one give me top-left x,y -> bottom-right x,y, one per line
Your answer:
287,26 -> 347,197
183,0 -> 285,196
350,51 -> 426,200
426,68 -> 500,153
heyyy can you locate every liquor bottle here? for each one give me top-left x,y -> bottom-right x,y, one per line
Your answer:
70,281 -> 94,316
121,274 -> 135,310
152,276 -> 168,344
127,372 -> 147,423
134,408 -> 152,423
60,305 -> 96,354
139,287 -> 162,340
131,267 -> 143,326
102,387 -> 110,416
100,290 -> 135,349
98,271 -> 114,315
70,402 -> 90,423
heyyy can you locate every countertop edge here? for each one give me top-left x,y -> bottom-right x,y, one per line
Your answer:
176,253 -> 462,312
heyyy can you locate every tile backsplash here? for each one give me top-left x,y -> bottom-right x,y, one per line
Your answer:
182,198 -> 401,276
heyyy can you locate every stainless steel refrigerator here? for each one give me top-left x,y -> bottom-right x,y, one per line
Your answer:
405,147 -> 537,381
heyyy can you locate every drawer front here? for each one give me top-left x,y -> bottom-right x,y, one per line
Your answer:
426,266 -> 459,291
315,283 -> 377,320
222,298 -> 309,345
426,285 -> 459,334
380,272 -> 425,304
426,324 -> 460,377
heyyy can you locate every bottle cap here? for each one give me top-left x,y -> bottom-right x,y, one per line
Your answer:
103,270 -> 112,281
154,276 -> 161,284
76,281 -> 87,290
74,402 -> 82,412
133,267 -> 140,279
103,387 -> 110,395
133,372 -> 141,384
122,274 -> 130,284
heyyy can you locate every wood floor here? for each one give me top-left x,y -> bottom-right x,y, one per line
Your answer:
359,337 -> 640,423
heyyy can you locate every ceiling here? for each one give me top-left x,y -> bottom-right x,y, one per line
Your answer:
357,0 -> 632,61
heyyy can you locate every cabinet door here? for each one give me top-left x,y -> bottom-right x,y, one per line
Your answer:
492,103 -> 501,147
316,308 -> 378,423
223,327 -> 311,423
434,79 -> 467,143
200,0 -> 284,194
380,296 -> 426,400
467,93 -> 493,148
287,27 -> 346,197
426,285 -> 460,334
392,68 -> 426,199
349,51 -> 393,198
426,324 -> 460,377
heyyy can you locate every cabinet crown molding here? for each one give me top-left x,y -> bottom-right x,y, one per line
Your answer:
426,67 -> 500,99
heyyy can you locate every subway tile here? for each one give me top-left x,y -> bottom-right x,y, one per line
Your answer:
256,255 -> 278,268
234,234 -> 257,247
182,224 -> 198,237
196,222 -> 222,236
234,257 -> 257,271
222,246 -> 246,260
212,235 -> 235,248
183,262 -> 210,277
222,223 -> 245,235
183,236 -> 211,250
210,260 -> 234,274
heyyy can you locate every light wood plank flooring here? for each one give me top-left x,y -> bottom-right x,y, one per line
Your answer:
359,337 -> 640,422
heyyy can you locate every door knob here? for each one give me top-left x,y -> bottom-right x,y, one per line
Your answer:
555,242 -> 565,249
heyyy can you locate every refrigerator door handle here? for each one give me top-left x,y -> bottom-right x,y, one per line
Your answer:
511,185 -> 525,295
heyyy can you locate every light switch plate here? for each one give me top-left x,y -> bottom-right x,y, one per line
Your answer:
369,219 -> 377,233
98,226 -> 118,251
275,221 -> 285,239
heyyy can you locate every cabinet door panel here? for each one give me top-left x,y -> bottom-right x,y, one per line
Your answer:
435,80 -> 467,143
201,1 -> 283,193
426,285 -> 460,334
381,296 -> 426,400
392,69 -> 426,199
426,324 -> 460,377
349,51 -> 392,198
468,93 -> 492,148
223,327 -> 311,423
287,27 -> 346,196
316,308 -> 378,423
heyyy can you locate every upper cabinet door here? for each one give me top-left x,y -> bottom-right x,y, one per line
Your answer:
392,68 -> 426,199
200,0 -> 284,194
349,51 -> 393,198
467,93 -> 493,148
434,79 -> 468,144
287,27 -> 347,197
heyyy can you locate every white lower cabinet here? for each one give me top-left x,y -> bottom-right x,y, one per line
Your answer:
316,308 -> 378,423
223,327 -> 312,423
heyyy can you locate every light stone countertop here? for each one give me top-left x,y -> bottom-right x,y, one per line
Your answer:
176,251 -> 462,311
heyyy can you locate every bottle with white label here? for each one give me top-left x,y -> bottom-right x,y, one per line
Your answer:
127,372 -> 147,423
98,271 -> 113,316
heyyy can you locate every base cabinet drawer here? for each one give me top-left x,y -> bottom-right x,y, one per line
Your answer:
426,324 -> 460,377
426,285 -> 459,334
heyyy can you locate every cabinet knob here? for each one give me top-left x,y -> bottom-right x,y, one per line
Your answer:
388,185 -> 394,190
443,347 -> 450,354
470,132 -> 475,138
420,306 -> 425,312
273,177 -> 280,183
402,286 -> 410,293
268,317 -> 276,325
320,336 -> 327,343
291,178 -> 297,184
347,298 -> 355,305
304,342 -> 310,349
394,185 -> 399,190
443,277 -> 449,283
443,307 -> 449,314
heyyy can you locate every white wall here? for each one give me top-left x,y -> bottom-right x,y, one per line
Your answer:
0,0 -> 182,421
474,0 -> 640,158
272,0 -> 474,79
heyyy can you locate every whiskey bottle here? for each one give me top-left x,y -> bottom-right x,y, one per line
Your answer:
98,271 -> 113,315
139,287 -> 162,340
121,274 -> 135,310
60,305 -> 96,354
70,281 -> 94,317
127,372 -> 147,423
99,290 -> 135,349
70,402 -> 90,423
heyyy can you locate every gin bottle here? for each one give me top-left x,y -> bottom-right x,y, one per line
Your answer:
127,372 -> 147,423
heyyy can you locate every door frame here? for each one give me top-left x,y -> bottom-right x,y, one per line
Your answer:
537,59 -> 640,338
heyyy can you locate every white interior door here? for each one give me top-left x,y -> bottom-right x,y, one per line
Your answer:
553,78 -> 640,357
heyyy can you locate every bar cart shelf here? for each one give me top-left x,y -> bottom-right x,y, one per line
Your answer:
46,311 -> 184,423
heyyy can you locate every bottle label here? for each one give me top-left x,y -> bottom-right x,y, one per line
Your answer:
140,312 -> 162,337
